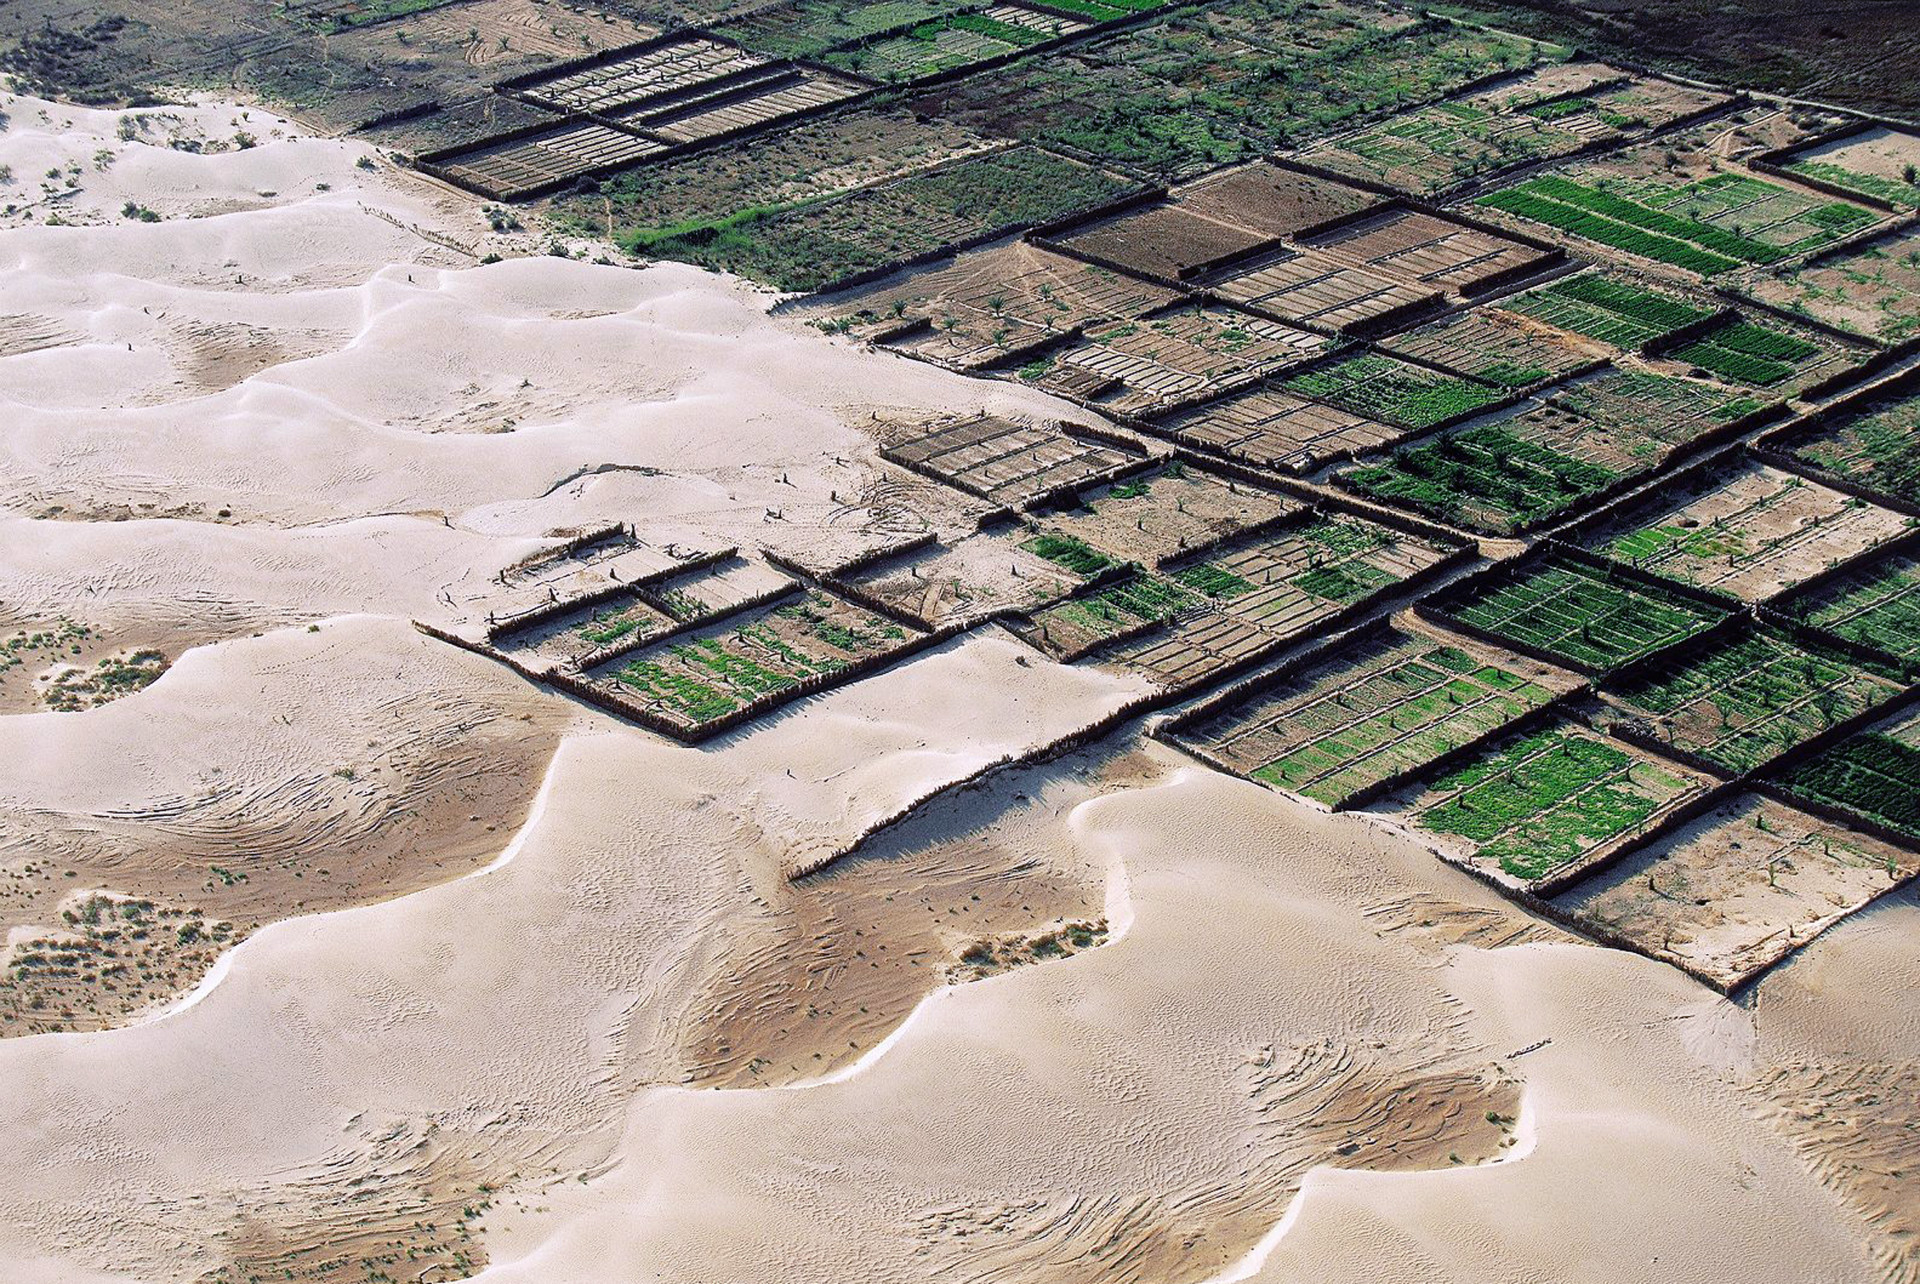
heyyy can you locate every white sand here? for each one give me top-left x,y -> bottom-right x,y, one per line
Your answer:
0,87 -> 1911,1284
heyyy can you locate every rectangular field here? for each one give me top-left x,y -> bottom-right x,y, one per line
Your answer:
1780,126 -> 1920,211
714,0 -> 972,59
1036,461 -> 1298,566
432,122 -> 664,200
1777,709 -> 1920,842
1389,721 -> 1714,885
1602,625 -> 1908,774
1778,550 -> 1920,663
1578,460 -> 1914,602
514,36 -> 768,114
1299,207 -> 1557,297
1151,381 -> 1407,474
1502,272 -> 1716,351
1781,383 -> 1920,506
1433,551 -> 1734,672
1552,793 -> 1917,990
1025,304 -> 1331,415
609,68 -> 866,144
1661,313 -> 1867,396
1281,352 -> 1505,431
877,414 -> 1142,506
585,587 -> 923,733
1378,305 -> 1606,388
823,6 -> 1088,83
1175,625 -> 1576,806
1735,225 -> 1920,343
1203,248 -> 1440,334
840,526 -> 1090,625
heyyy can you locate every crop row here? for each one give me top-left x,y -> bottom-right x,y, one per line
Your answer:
1341,422 -> 1616,534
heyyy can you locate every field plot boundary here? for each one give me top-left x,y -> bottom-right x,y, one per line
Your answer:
1751,365 -> 1920,519
1751,120 -> 1920,214
484,545 -> 740,643
1764,526 -> 1920,660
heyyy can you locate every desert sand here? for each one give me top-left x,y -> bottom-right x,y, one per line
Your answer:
0,88 -> 1913,1284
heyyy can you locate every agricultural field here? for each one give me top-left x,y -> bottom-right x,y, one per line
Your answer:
1203,249 -> 1441,335
1172,160 -> 1385,238
429,121 -> 666,201
1776,704 -> 1920,841
1552,793 -> 1918,990
495,592 -> 676,669
1037,462 -> 1298,566
1580,460 -> 1914,602
1602,625 -> 1908,774
876,414 -> 1143,507
1019,569 -> 1203,659
1298,208 -> 1557,297
607,67 -> 867,144
512,34 -> 768,114
1434,550 -> 1734,672
1660,313 -> 1865,396
544,110 -> 999,248
1174,625 -> 1575,806
641,556 -> 796,621
1736,225 -> 1920,343
1778,551 -> 1920,664
1378,305 -> 1606,388
588,588 -> 923,732
1390,721 -> 1713,884
1502,272 -> 1715,351
1779,126 -> 1920,211
808,242 -> 1181,369
1282,353 -> 1505,431
1151,380 -> 1407,473
1023,304 -> 1331,415
840,526 -> 1092,625
913,1 -> 1558,180
1053,204 -> 1271,285
1073,513 -> 1456,683
1780,383 -> 1920,505
821,5 -> 1087,82
1479,169 -> 1881,277
628,146 -> 1142,291
713,0 -> 972,59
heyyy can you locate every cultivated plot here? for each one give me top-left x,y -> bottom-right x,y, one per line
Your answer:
1299,207 -> 1557,297
607,67 -> 866,144
714,0 -> 972,59
840,525 -> 1091,625
1778,705 -> 1920,842
1778,125 -> 1920,211
1431,550 -> 1735,672
1779,382 -> 1920,506
1173,624 -> 1576,806
1378,304 -> 1606,388
877,414 -> 1143,507
1038,461 -> 1298,565
1387,720 -> 1715,885
1152,380 -> 1406,473
1282,352 -> 1504,432
1580,459 -> 1914,602
1602,624 -> 1909,774
431,121 -> 664,200
825,6 -> 1089,83
514,35 -> 768,114
1659,312 -> 1866,396
1203,248 -> 1440,334
1778,549 -> 1920,663
1553,792 -> 1917,990
1502,272 -> 1716,351
1025,304 -> 1330,415
1736,224 -> 1920,343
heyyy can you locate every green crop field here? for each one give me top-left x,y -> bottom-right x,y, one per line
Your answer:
1789,388 -> 1920,505
1340,421 -> 1617,534
1786,160 -> 1920,212
1026,570 -> 1200,655
1284,354 -> 1502,429
1504,274 -> 1716,349
1440,553 -> 1732,671
1784,553 -> 1920,662
1780,730 -> 1920,839
1607,627 -> 1906,773
1413,723 -> 1705,880
1669,319 -> 1825,388
1180,630 -> 1561,805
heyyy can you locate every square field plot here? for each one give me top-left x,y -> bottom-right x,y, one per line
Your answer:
1387,721 -> 1716,887
1658,313 -> 1868,397
1503,272 -> 1716,350
1576,460 -> 1915,603
1297,208 -> 1558,298
824,7 -> 1091,83
1202,248 -> 1440,335
1601,624 -> 1909,774
1777,707 -> 1920,843
839,526 -> 1090,626
1037,462 -> 1298,566
430,122 -> 663,200
1174,624 -> 1578,807
1025,305 -> 1330,416
877,415 -> 1142,507
1379,306 -> 1608,389
1552,793 -> 1917,990
1735,225 -> 1920,344
1281,353 -> 1505,432
715,0 -> 972,59
1478,170 -> 1882,278
1152,381 -> 1406,474
584,588 -> 925,734
1051,204 -> 1272,285
1778,550 -> 1920,664
513,36 -> 768,114
1432,550 -> 1735,673
1779,126 -> 1920,211
1778,381 -> 1920,507
809,241 -> 1182,370
610,69 -> 866,145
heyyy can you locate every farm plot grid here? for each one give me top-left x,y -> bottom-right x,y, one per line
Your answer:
823,6 -> 1090,83
1734,225 -> 1920,344
1378,305 -> 1606,389
1660,313 -> 1865,396
1601,624 -> 1909,774
1502,272 -> 1716,351
1052,204 -> 1273,285
714,0 -> 973,59
1778,706 -> 1920,843
877,414 -> 1142,507
1385,720 -> 1714,885
1780,384 -> 1920,506
840,526 -> 1092,625
609,68 -> 867,144
1298,208 -> 1558,298
1281,353 -> 1504,432
1024,304 -> 1331,415
810,241 -> 1182,369
1036,462 -> 1298,566
514,36 -> 770,114
1151,381 -> 1407,473
1580,460 -> 1915,603
585,588 -> 925,733
1431,551 -> 1735,673
1202,248 -> 1440,334
1174,625 -> 1575,807
1551,793 -> 1918,990
1778,551 -> 1920,664
431,123 -> 665,200
1778,126 -> 1920,212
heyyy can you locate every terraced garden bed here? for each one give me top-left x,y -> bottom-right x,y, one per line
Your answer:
1282,353 -> 1503,430
1299,207 -> 1557,297
1578,460 -> 1914,602
1203,248 -> 1440,334
1603,625 -> 1908,774
1777,707 -> 1920,842
1433,550 -> 1734,672
1152,380 -> 1407,473
1781,383 -> 1920,506
1777,551 -> 1920,663
1391,721 -> 1713,884
587,588 -> 922,732
1552,793 -> 1917,990
1174,625 -> 1574,806
876,413 -> 1142,507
